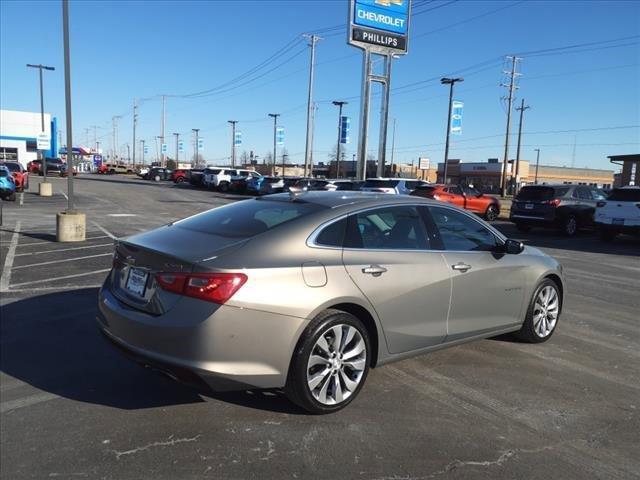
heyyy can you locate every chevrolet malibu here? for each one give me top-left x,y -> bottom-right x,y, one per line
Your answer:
98,192 -> 564,414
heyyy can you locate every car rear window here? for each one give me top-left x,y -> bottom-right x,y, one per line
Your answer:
175,199 -> 326,238
608,188 -> 640,202
363,179 -> 399,188
206,169 -> 221,174
1,163 -> 20,172
516,186 -> 569,200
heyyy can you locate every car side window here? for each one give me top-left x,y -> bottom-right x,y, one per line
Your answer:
345,206 -> 429,250
448,185 -> 463,195
577,187 -> 592,200
462,186 -> 479,196
429,206 -> 498,252
315,218 -> 347,247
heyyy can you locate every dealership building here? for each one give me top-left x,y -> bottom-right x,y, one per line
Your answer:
0,109 -> 59,168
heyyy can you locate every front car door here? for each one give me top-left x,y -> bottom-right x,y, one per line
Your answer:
426,205 -> 527,340
461,186 -> 485,213
342,205 -> 451,354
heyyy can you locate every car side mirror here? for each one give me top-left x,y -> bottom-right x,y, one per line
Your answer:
503,239 -> 525,254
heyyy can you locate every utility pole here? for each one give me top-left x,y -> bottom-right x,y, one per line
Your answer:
513,98 -> 530,194
332,101 -> 347,179
173,132 -> 180,165
500,55 -> 521,197
441,77 -> 463,184
390,118 -> 396,176
192,128 -> 199,165
112,115 -> 121,162
140,139 -> 145,165
132,98 -> 137,167
534,148 -> 541,184
26,63 -> 55,186
228,121 -> 237,167
126,144 -> 130,164
160,95 -> 166,167
155,136 -> 161,164
281,152 -> 288,177
303,34 -> 320,177
90,125 -> 99,152
268,113 -> 279,176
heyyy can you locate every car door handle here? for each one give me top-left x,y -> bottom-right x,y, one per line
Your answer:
451,263 -> 472,272
362,265 -> 387,277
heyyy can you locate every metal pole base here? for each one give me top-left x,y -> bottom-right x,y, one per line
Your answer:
38,182 -> 53,197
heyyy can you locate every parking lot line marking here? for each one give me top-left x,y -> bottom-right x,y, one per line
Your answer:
12,235 -> 109,247
15,243 -> 113,257
0,392 -> 60,414
92,221 -> 117,239
0,221 -> 21,293
107,213 -> 137,217
9,269 -> 111,288
12,252 -> 113,270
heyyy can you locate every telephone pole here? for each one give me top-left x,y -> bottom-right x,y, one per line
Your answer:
140,139 -> 145,165
332,101 -> 347,178
441,77 -> 463,184
268,113 -> 279,176
160,95 -> 166,167
228,120 -> 238,167
303,34 -> 320,177
192,128 -> 200,165
132,99 -> 137,167
534,148 -> 541,184
173,132 -> 180,165
513,98 -> 530,194
500,55 -> 521,197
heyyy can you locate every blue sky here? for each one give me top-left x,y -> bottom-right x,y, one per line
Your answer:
1,0 -> 639,170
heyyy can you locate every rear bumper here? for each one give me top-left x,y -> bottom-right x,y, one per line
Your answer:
510,211 -> 556,225
595,221 -> 640,234
97,283 -> 306,391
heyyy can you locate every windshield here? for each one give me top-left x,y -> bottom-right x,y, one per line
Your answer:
363,179 -> 399,188
516,186 -> 569,200
175,199 -> 326,238
608,188 -> 640,202
1,163 -> 20,172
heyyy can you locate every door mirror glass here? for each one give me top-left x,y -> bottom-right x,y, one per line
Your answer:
503,239 -> 525,254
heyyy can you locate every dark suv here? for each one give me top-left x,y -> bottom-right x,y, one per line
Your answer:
510,184 -> 607,236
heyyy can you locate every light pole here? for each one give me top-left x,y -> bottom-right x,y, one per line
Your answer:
268,113 -> 279,176
332,101 -> 347,178
192,128 -> 199,165
440,77 -> 463,184
140,139 -> 145,165
534,148 -> 541,184
228,121 -> 237,167
173,132 -> 180,166
26,63 -> 55,190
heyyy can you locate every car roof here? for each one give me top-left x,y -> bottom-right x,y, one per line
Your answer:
262,191 -> 435,208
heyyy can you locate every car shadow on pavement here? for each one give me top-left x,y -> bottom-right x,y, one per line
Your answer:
494,222 -> 640,257
0,288 -> 303,414
0,227 -> 57,243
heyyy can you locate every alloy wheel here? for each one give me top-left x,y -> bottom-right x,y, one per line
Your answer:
564,217 -> 577,236
533,285 -> 559,338
306,324 -> 367,405
485,205 -> 498,221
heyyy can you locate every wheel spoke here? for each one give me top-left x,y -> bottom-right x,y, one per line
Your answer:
334,375 -> 344,403
343,339 -> 365,360
315,335 -> 330,355
331,326 -> 343,352
308,367 -> 330,390
308,354 -> 329,368
340,370 -> 359,391
317,374 -> 331,403
343,357 -> 365,371
342,326 -> 356,352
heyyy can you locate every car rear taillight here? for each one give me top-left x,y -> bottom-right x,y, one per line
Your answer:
155,272 -> 247,304
543,198 -> 561,207
596,201 -> 607,208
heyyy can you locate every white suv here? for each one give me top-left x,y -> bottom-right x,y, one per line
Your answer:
203,167 -> 259,192
595,186 -> 640,241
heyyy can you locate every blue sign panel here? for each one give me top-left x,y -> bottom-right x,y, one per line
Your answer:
143,145 -> 149,155
197,138 -> 204,151
451,100 -> 463,135
276,127 -> 285,146
357,0 -> 408,14
340,116 -> 351,144
93,154 -> 103,167
234,132 -> 242,146
161,143 -> 168,154
354,0 -> 408,35
178,141 -> 185,153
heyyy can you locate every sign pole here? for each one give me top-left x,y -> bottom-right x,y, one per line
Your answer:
376,54 -> 392,178
357,49 -> 372,181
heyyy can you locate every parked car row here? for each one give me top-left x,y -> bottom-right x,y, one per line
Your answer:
0,161 -> 29,192
0,165 -> 17,201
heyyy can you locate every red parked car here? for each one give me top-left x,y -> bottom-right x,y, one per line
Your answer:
0,161 -> 29,192
171,169 -> 188,183
27,159 -> 41,174
411,184 -> 501,221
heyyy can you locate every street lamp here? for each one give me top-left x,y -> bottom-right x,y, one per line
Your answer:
440,77 -> 463,184
26,63 -> 55,192
268,113 -> 279,176
332,101 -> 347,178
228,121 -> 237,167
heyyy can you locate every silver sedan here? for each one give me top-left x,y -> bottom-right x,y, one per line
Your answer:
98,192 -> 564,413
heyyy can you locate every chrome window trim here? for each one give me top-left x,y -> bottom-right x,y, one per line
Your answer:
307,202 -> 507,252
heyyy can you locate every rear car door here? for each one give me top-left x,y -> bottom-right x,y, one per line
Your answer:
426,206 -> 526,340
342,205 -> 450,353
575,186 -> 597,226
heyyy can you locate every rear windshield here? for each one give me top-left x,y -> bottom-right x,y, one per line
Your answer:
517,186 -> 569,200
364,179 -> 399,188
1,163 -> 20,172
608,188 -> 640,202
206,169 -> 221,174
175,199 -> 326,238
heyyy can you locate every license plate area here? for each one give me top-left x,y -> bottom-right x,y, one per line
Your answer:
525,203 -> 534,209
126,268 -> 149,297
612,218 -> 625,226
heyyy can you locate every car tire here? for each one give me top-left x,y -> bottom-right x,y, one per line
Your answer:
484,205 -> 499,221
561,215 -> 578,237
286,309 -> 371,414
516,278 -> 561,343
599,228 -> 617,242
515,223 -> 532,233
7,192 -> 16,202
218,182 -> 229,193
176,177 -> 184,183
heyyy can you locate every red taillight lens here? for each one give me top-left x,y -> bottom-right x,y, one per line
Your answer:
596,201 -> 607,208
543,198 -> 561,207
155,272 -> 247,304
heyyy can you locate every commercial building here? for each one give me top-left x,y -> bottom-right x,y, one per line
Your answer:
609,154 -> 640,186
437,158 -> 614,193
0,109 -> 59,168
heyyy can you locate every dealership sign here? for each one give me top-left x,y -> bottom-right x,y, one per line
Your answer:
349,0 -> 411,54
451,100 -> 464,135
419,157 -> 430,170
37,133 -> 51,150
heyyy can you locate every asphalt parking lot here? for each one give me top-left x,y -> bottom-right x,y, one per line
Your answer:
1,175 -> 639,480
